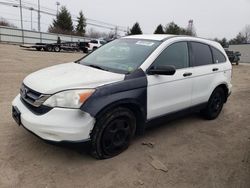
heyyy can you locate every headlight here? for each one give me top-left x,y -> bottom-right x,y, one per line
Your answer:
43,89 -> 95,108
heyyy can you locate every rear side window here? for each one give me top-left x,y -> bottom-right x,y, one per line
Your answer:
191,42 -> 213,66
153,42 -> 189,69
211,47 -> 226,63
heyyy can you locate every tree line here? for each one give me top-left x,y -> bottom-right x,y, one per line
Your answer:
0,5 -> 249,45
214,26 -> 250,47
128,22 -> 196,36
48,7 -> 197,37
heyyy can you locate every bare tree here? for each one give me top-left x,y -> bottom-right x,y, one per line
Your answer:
86,28 -> 109,39
0,17 -> 17,28
242,25 -> 250,43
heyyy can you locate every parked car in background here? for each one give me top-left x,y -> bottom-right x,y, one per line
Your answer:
12,35 -> 232,159
225,49 -> 241,65
88,39 -> 107,51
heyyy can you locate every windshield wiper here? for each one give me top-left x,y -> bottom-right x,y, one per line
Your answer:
86,64 -> 108,71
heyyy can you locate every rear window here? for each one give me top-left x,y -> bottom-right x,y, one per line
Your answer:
191,42 -> 213,66
100,40 -> 106,45
211,47 -> 226,63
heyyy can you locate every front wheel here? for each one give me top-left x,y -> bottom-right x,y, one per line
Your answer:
91,107 -> 136,159
201,87 -> 225,120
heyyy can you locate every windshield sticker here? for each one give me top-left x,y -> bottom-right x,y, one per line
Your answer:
136,41 -> 155,46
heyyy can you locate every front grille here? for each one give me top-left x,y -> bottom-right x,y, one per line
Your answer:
20,84 -> 52,115
20,84 -> 41,105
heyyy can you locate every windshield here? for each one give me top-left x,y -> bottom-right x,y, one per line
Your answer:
79,38 -> 161,74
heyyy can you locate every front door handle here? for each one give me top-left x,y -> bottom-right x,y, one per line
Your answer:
212,68 -> 219,71
183,72 -> 192,77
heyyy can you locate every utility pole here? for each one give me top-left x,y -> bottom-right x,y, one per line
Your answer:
114,26 -> 118,39
38,0 -> 41,32
19,0 -> 24,44
37,0 -> 41,42
29,7 -> 34,30
56,2 -> 60,16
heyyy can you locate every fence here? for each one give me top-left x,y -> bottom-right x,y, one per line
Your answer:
0,26 -> 92,44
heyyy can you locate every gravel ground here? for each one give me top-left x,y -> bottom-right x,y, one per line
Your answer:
0,44 -> 250,188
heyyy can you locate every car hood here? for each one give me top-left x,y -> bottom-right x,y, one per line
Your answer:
23,62 -> 125,94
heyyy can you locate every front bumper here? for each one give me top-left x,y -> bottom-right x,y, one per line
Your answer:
12,94 -> 95,142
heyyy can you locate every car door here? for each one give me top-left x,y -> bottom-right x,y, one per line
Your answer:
147,41 -> 193,120
189,42 -> 226,106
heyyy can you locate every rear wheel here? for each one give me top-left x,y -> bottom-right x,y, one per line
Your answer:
83,48 -> 88,53
201,87 -> 225,120
54,46 -> 61,52
36,47 -> 41,51
47,46 -> 53,52
91,107 -> 136,159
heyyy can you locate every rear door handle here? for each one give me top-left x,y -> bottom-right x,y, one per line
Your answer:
183,72 -> 192,77
212,68 -> 219,71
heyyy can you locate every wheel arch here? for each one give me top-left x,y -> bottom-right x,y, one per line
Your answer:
94,99 -> 147,135
212,83 -> 229,103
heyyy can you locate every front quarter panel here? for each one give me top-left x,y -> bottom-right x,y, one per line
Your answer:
80,69 -> 147,119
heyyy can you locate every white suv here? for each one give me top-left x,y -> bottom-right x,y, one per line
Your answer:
12,34 -> 232,159
88,39 -> 107,52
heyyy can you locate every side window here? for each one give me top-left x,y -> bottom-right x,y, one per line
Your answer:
211,47 -> 226,63
153,42 -> 189,69
191,42 -> 213,66
90,40 -> 98,44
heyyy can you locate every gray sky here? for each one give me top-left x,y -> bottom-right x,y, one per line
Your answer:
0,0 -> 250,39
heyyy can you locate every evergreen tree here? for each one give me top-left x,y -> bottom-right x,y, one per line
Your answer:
229,33 -> 247,44
76,10 -> 86,36
165,22 -> 182,35
165,22 -> 192,35
214,38 -> 228,47
154,24 -> 165,34
221,38 -> 228,47
48,6 -> 74,34
129,22 -> 143,35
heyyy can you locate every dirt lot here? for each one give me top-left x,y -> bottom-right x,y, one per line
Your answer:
0,44 -> 250,188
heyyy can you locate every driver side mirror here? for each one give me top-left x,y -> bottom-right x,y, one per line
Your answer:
147,65 -> 176,75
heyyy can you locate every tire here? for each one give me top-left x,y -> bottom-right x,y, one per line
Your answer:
54,46 -> 61,52
201,87 -> 225,120
47,46 -> 53,52
36,47 -> 41,51
93,47 -> 97,51
91,107 -> 136,159
83,48 -> 88,53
